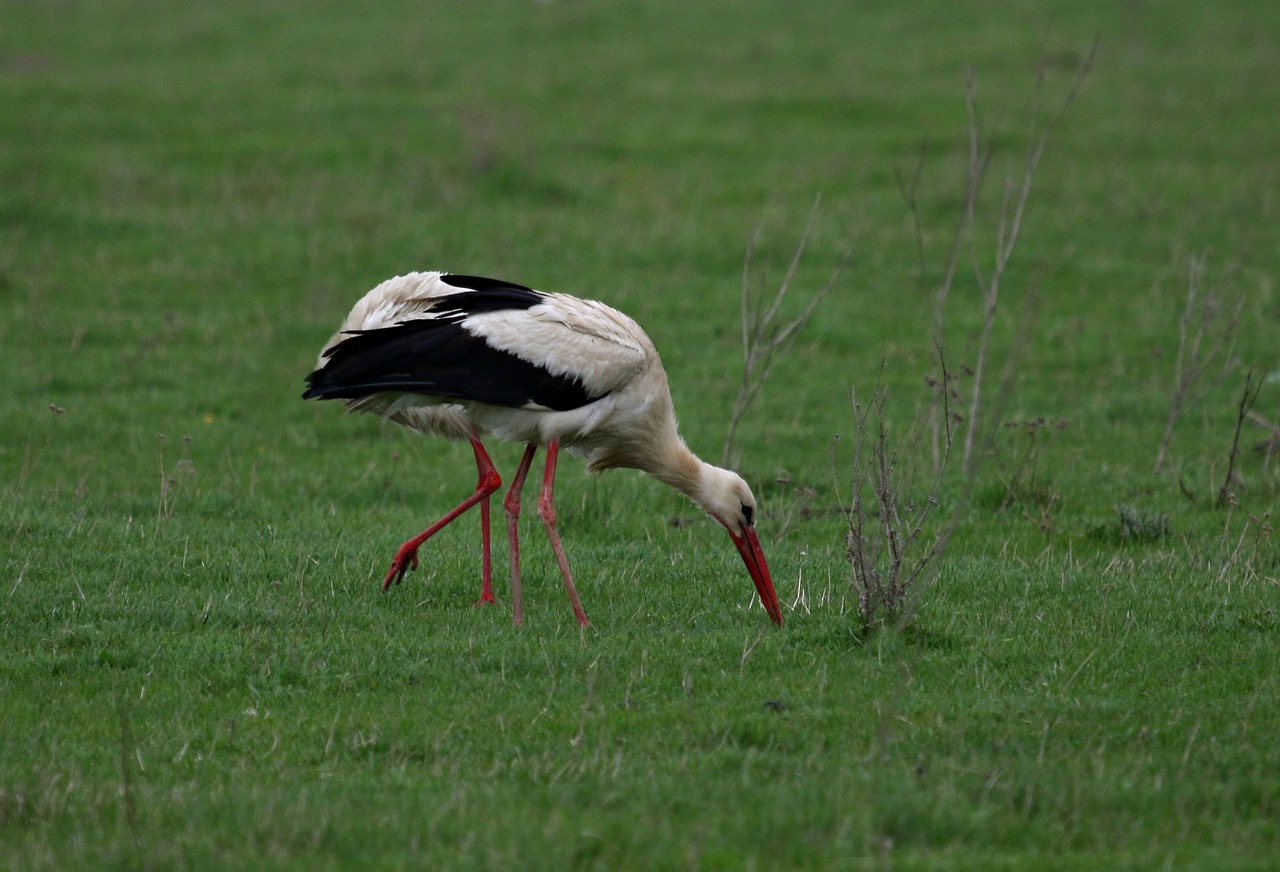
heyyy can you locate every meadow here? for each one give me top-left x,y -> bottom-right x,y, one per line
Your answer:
3,1 -> 1278,868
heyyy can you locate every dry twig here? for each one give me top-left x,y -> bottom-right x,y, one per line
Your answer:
843,348 -> 955,632
1154,252 -> 1244,474
960,40 -> 1098,474
900,42 -> 1096,475
1218,371 -> 1262,508
723,194 -> 849,466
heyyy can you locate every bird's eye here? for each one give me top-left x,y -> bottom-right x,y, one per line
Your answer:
741,503 -> 755,526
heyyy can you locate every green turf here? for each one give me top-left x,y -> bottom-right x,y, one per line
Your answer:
3,1 -> 1279,868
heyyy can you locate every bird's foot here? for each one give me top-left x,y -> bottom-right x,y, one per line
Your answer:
382,544 -> 420,591
472,591 -> 498,607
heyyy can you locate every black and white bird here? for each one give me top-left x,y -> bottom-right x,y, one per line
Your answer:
303,271 -> 783,627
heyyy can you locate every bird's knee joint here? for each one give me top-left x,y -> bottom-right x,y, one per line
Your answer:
503,493 -> 523,518
537,499 -> 556,526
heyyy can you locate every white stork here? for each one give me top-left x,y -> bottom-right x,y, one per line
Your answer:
303,271 -> 783,627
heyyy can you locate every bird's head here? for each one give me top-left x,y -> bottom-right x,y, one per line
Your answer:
695,466 -> 758,536
695,466 -> 784,626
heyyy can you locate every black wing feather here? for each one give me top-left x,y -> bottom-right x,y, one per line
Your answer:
303,318 -> 597,412
437,274 -> 540,305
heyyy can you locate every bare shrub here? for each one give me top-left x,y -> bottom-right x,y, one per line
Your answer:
723,195 -> 849,467
985,417 -> 1072,531
842,356 -> 954,633
1218,371 -> 1263,508
966,48 -> 1095,471
1248,409 -> 1280,473
1154,252 -> 1244,475
156,433 -> 195,525
843,43 -> 1098,631
901,43 -> 1098,475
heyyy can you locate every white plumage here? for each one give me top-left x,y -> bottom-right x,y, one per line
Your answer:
304,271 -> 782,627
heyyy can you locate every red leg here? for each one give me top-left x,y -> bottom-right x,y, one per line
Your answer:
475,495 -> 494,605
474,445 -> 496,605
503,443 -> 538,626
383,437 -> 501,593
537,441 -> 589,627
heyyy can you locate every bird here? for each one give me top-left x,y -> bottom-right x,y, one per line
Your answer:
303,271 -> 783,627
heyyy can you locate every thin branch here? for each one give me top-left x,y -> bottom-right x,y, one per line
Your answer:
724,195 -> 847,465
933,70 -> 993,343
1218,371 -> 1262,508
1154,252 -> 1244,473
892,137 -> 931,291
960,39 -> 1098,474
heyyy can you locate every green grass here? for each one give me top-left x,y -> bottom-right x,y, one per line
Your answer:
3,0 -> 1279,868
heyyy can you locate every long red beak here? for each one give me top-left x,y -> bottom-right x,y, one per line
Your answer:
730,527 -> 784,626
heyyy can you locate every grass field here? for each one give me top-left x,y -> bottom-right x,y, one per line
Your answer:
3,1 -> 1279,868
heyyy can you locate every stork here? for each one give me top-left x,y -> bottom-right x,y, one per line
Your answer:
303,271 -> 783,627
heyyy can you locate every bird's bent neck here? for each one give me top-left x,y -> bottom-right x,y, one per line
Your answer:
645,437 -> 743,527
647,440 -> 708,502
587,419 -> 725,516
